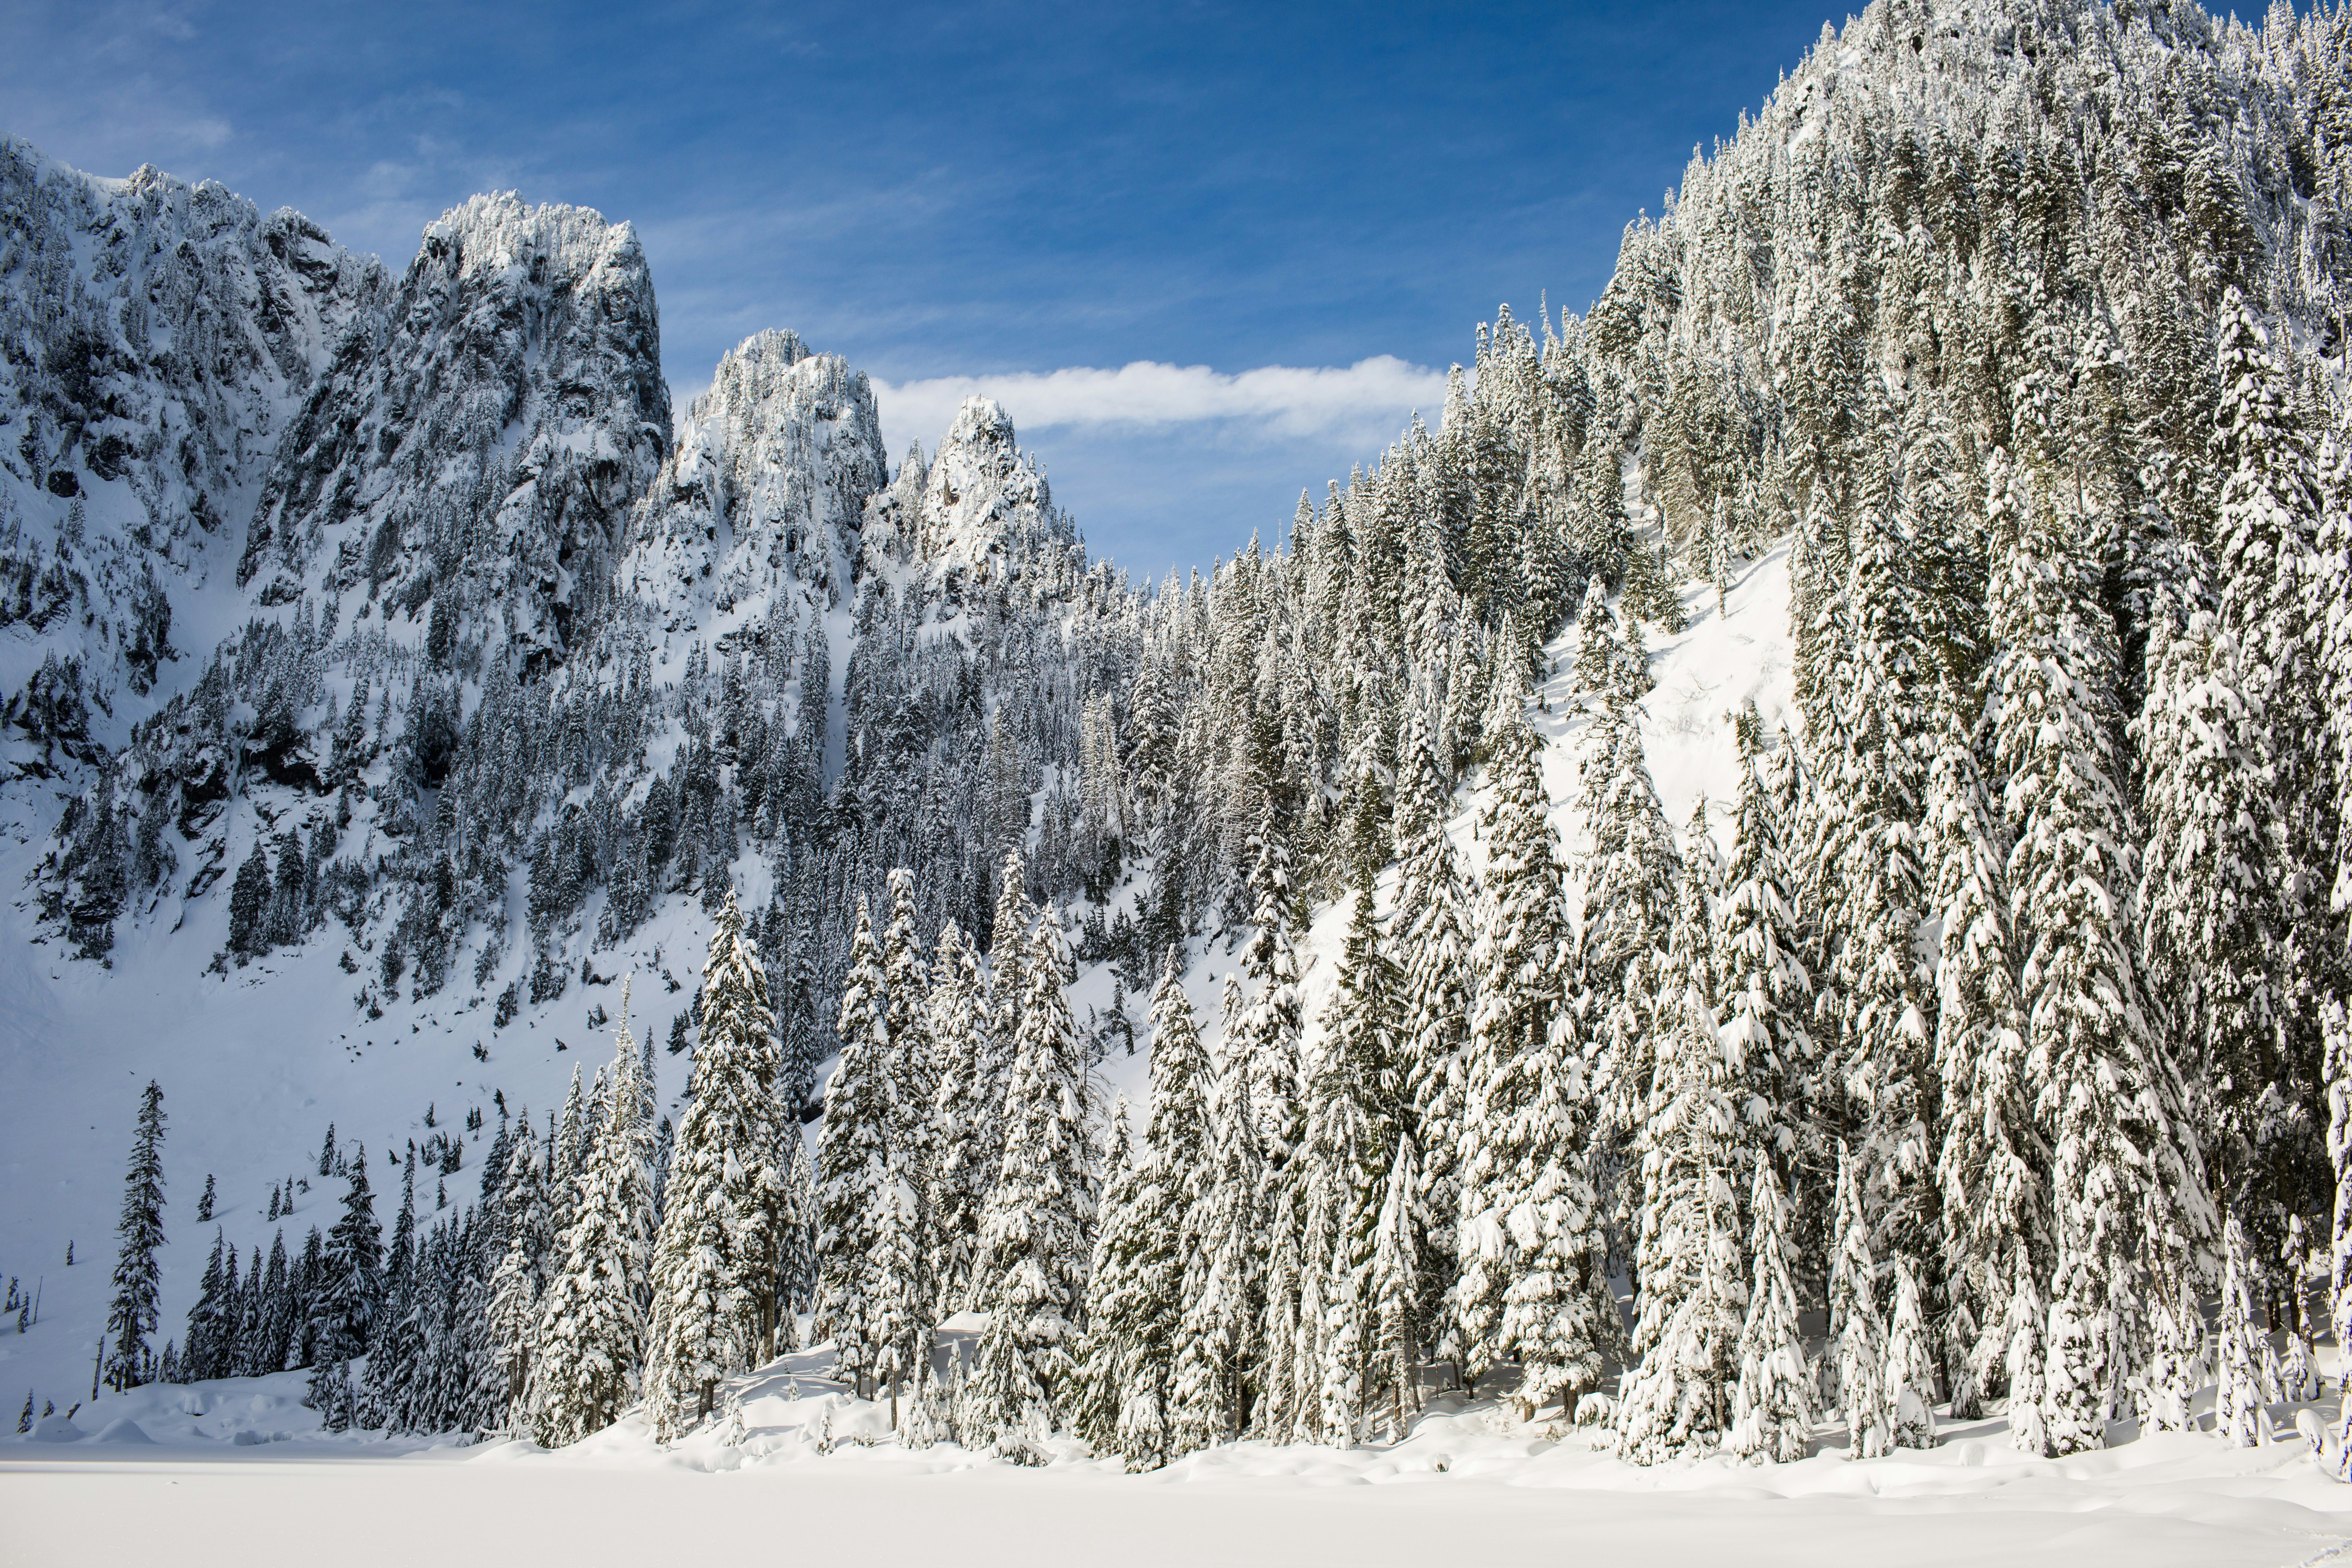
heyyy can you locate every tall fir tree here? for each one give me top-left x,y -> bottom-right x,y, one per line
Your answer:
2215,1213 -> 2269,1448
528,1001 -> 657,1446
1615,836 -> 1746,1463
813,896 -> 894,1389
1994,470 -> 2212,1457
1713,707 -> 1817,1235
881,866 -> 939,1318
486,1116 -> 549,1423
1924,699 -> 2042,1420
925,919 -> 994,1314
1389,713 -> 1471,1362
184,1226 -> 228,1382
1459,704 -> 1613,1411
1083,948 -> 1211,1469
1073,1099 -> 1141,1454
2208,289 -> 2337,1247
1828,1143 -> 1889,1459
1294,877 -> 1402,1445
1230,812 -> 1307,1438
1725,1163 -> 1812,1463
1173,977 -> 1260,1451
643,893 -> 790,1439
104,1080 -> 167,1393
313,1145 -> 381,1368
965,900 -> 1097,1462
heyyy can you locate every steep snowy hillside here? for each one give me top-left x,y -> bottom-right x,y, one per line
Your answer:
0,540 -> 1777,1441
0,143 -> 1116,1411
0,138 -> 383,768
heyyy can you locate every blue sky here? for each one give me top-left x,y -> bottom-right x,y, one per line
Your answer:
5,0 -> 1837,577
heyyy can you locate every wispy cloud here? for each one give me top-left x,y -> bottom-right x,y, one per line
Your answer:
871,355 -> 1447,452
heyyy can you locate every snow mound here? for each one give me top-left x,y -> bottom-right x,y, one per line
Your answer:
23,1413 -> 85,1443
90,1417 -> 155,1444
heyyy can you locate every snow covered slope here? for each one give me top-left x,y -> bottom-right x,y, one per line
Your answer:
0,138 -> 383,760
0,141 -> 1111,1418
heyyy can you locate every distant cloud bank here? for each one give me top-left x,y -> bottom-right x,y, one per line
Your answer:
871,355 -> 1448,452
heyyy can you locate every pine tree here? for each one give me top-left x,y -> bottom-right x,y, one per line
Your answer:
1924,700 -> 2042,1421
550,1068 -> 587,1242
185,1226 -> 228,1381
1575,646 -> 1681,1142
2215,1214 -> 2269,1447
2209,292 -> 2334,1231
1366,1131 -> 1421,1442
486,1117 -> 549,1423
2136,583 -> 2281,1220
103,1080 -> 167,1393
926,920 -> 994,1314
813,896 -> 893,1390
1569,576 -> 1652,710
1074,1099 -> 1142,1454
1829,1144 -> 1889,1458
1296,878 -> 1401,1445
528,1000 -> 656,1446
965,902 -> 1096,1460
1083,950 -> 1211,1469
1459,706 -> 1611,1410
1172,971 -> 1260,1452
881,866 -> 938,1320
362,1168 -> 423,1430
1995,476 -> 2212,1457
644,895 -> 790,1439
776,1125 -> 818,1344
1725,1163 -> 1812,1463
1390,717 -> 1472,1361
1225,811 -> 1306,1439
1714,706 -> 1814,1204
316,1146 -> 380,1362
869,1161 -> 927,1423
1883,1256 -> 1936,1449
1614,842 -> 1745,1463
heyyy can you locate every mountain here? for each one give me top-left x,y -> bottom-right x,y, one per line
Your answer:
4,0 -> 2352,1470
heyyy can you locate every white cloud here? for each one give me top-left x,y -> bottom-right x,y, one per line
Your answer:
870,355 -> 1448,452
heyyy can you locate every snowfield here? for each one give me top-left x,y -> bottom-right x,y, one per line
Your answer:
8,1347 -> 2352,1567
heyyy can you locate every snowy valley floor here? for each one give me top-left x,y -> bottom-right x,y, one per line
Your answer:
9,1348 -> 2352,1567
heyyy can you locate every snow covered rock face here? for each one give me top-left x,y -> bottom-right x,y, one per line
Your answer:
0,138 -> 382,727
240,193 -> 669,668
628,329 -> 886,631
872,396 -> 1074,609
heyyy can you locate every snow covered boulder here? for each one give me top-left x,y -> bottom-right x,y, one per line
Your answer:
92,1417 -> 156,1443
25,1413 -> 86,1442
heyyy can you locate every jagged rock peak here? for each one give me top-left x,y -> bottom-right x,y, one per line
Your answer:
627,328 -> 888,629
909,395 -> 1071,578
240,188 -> 668,666
418,191 -> 653,292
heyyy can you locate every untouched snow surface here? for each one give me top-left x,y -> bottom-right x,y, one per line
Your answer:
8,1343 -> 2352,1567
